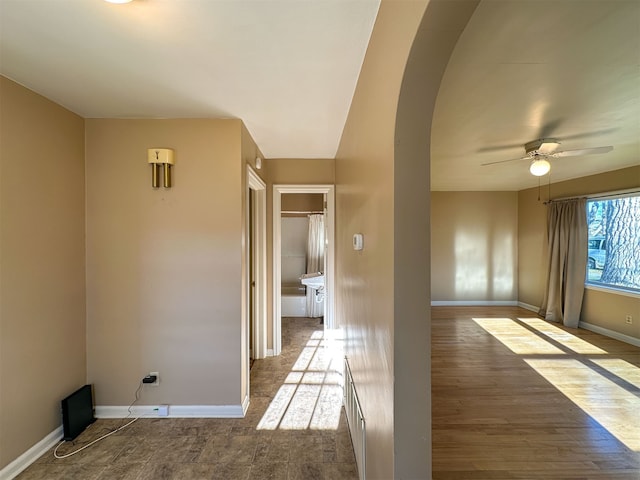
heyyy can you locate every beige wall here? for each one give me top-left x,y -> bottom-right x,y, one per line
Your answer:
264,158 -> 334,350
518,166 -> 640,340
336,3 -> 424,475
0,77 -> 86,469
431,191 -> 518,302
265,158 -> 334,185
336,0 -> 478,477
392,1 -> 478,476
85,119 -> 247,407
281,193 -> 324,215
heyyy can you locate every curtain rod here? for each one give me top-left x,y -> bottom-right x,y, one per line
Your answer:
545,187 -> 640,204
281,210 -> 324,214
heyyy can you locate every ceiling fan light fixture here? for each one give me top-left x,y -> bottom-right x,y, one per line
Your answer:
530,158 -> 551,176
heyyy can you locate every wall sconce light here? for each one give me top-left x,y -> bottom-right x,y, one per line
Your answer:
255,157 -> 262,170
147,148 -> 175,188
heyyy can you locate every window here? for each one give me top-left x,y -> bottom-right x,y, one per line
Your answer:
586,194 -> 640,294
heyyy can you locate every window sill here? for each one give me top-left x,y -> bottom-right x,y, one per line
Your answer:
585,283 -> 640,299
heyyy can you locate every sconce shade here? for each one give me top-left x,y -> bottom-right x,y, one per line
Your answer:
530,157 -> 551,176
148,148 -> 174,165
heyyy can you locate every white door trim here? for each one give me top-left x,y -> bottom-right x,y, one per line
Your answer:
273,184 -> 335,356
247,167 -> 267,360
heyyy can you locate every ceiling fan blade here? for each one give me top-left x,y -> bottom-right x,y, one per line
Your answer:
478,119 -> 563,154
481,156 -> 527,166
551,146 -> 613,157
559,128 -> 617,141
478,125 -> 616,154
536,139 -> 561,154
477,143 -> 523,153
537,118 -> 564,139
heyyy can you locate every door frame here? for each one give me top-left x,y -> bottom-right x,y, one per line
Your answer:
247,167 -> 267,360
273,184 -> 335,356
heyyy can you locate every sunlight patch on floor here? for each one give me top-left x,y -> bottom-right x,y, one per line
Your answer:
258,328 -> 344,431
292,346 -> 316,371
472,318 -> 565,354
518,317 -> 608,354
525,358 -> 640,451
591,358 -> 640,389
472,315 -> 640,452
258,384 -> 297,430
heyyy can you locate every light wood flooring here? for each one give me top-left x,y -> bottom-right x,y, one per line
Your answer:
432,306 -> 640,480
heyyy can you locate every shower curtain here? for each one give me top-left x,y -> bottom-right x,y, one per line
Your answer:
306,214 -> 325,318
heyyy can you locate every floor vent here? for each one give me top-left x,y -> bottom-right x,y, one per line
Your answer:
344,357 -> 366,480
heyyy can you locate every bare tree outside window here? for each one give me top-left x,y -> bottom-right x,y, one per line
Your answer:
587,196 -> 640,292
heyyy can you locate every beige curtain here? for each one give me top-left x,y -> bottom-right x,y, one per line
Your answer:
539,198 -> 588,328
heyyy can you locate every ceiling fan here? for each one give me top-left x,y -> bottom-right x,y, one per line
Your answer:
481,138 -> 613,176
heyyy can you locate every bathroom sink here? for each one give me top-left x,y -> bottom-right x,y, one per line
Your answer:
300,272 -> 324,289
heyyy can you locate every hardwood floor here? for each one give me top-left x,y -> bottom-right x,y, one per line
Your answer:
432,306 -> 640,480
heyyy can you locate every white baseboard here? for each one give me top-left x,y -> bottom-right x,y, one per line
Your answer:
168,405 -> 245,418
579,322 -> 640,348
266,349 -> 274,357
431,300 -> 518,306
0,426 -> 62,480
517,302 -> 540,313
95,405 -> 158,418
95,404 -> 246,419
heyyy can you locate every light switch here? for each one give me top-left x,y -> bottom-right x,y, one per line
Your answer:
353,233 -> 363,251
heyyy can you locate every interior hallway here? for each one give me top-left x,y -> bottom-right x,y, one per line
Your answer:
16,318 -> 357,480
432,306 -> 640,480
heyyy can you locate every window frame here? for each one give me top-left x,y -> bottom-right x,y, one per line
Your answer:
584,190 -> 640,298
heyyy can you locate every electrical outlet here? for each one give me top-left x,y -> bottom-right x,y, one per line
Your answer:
625,315 -> 633,325
149,371 -> 160,386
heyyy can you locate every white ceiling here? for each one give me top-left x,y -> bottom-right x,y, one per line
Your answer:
432,0 -> 640,191
0,0 -> 380,159
1,1 -> 638,190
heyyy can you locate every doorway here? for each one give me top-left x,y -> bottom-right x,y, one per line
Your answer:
273,184 -> 335,356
